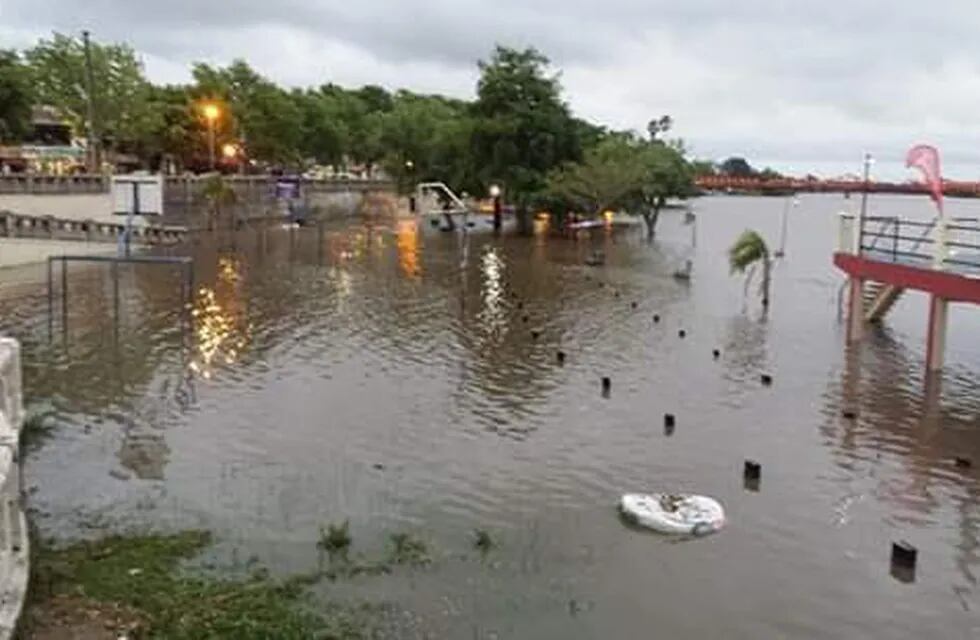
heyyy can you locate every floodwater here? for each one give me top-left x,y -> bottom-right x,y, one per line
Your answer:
2,193 -> 980,638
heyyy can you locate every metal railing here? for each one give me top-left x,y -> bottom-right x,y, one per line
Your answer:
840,213 -> 980,273
0,339 -> 28,638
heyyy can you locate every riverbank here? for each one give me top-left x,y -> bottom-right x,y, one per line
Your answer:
18,531 -> 361,639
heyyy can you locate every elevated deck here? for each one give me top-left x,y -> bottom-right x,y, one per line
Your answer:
834,214 -> 980,372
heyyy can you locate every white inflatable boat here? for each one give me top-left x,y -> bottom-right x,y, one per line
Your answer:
619,493 -> 726,536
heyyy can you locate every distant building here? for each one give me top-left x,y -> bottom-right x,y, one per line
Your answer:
0,106 -> 86,174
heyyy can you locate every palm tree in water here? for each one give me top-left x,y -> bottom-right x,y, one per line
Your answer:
728,230 -> 772,309
201,174 -> 237,231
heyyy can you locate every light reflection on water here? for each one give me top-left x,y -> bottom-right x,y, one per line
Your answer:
189,256 -> 251,380
3,194 -> 980,638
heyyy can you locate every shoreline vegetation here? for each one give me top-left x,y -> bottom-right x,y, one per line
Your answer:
2,35 -> 704,235
18,523 -> 479,639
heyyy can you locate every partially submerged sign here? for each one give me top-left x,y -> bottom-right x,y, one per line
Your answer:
112,174 -> 164,216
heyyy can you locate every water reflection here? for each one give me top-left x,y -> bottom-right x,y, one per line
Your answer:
396,219 -> 421,279
478,247 -> 506,338
189,255 -> 251,380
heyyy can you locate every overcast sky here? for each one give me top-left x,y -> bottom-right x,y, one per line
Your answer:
4,0 -> 980,179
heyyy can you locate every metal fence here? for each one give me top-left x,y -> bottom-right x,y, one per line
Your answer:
0,339 -> 28,639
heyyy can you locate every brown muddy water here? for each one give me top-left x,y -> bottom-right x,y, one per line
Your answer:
1,194 -> 979,638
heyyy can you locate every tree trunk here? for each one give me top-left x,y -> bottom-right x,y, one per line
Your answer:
643,205 -> 662,239
761,253 -> 771,309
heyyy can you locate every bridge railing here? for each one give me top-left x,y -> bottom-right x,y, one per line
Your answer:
0,339 -> 28,638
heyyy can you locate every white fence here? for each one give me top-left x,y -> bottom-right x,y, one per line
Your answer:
0,339 -> 27,638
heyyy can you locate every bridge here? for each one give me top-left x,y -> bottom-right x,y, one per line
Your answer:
834,212 -> 980,374
698,175 -> 980,197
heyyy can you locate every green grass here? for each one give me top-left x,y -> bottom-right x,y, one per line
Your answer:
387,532 -> 430,566
473,529 -> 495,554
317,520 -> 352,559
25,531 -> 375,639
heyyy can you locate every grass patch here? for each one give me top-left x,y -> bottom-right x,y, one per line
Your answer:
473,529 -> 495,554
317,520 -> 352,560
21,531 -> 375,639
387,532 -> 430,566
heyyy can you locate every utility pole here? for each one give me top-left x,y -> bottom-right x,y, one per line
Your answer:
82,30 -> 99,173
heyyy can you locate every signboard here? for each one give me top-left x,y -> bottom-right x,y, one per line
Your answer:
274,176 -> 301,200
112,174 -> 164,216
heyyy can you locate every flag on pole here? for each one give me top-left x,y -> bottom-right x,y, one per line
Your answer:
906,144 -> 944,215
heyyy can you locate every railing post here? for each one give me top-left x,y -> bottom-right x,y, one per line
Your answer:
892,220 -> 899,263
934,216 -> 948,270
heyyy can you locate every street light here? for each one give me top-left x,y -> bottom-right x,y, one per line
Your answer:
201,102 -> 221,170
857,152 -> 874,255
489,184 -> 502,233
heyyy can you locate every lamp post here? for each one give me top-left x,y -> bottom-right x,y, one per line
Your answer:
81,30 -> 99,173
857,152 -> 874,255
404,160 -> 416,212
202,103 -> 220,170
490,184 -> 502,233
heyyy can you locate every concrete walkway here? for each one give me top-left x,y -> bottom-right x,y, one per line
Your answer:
0,238 -> 115,270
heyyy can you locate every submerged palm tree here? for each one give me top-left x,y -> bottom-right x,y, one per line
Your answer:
728,230 -> 772,309
201,174 -> 237,231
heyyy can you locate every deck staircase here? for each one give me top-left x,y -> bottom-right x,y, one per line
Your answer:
863,281 -> 904,323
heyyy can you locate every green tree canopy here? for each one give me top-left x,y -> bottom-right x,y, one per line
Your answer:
720,156 -> 755,177
192,60 -> 302,166
547,133 -> 693,237
0,50 -> 34,143
471,46 -> 583,231
24,33 -> 153,152
728,229 -> 772,308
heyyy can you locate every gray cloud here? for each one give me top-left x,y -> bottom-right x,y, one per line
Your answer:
5,0 -> 980,177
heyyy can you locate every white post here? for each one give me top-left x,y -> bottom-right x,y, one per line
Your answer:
934,216 -> 949,270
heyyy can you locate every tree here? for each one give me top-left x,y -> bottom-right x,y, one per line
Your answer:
378,92 -> 470,192
546,133 -> 693,237
546,135 -> 645,222
191,61 -> 302,166
728,230 -> 772,309
201,174 -> 237,231
719,156 -> 755,177
25,33 -> 153,155
471,46 -> 583,233
0,50 -> 33,143
628,141 -> 693,238
647,115 -> 673,142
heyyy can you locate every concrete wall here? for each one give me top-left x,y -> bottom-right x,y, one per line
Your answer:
0,194 -> 115,224
0,238 -> 115,269
0,338 -> 28,639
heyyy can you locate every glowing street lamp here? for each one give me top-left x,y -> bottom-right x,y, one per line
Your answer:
201,102 -> 221,170
489,184 -> 502,233
222,143 -> 238,159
